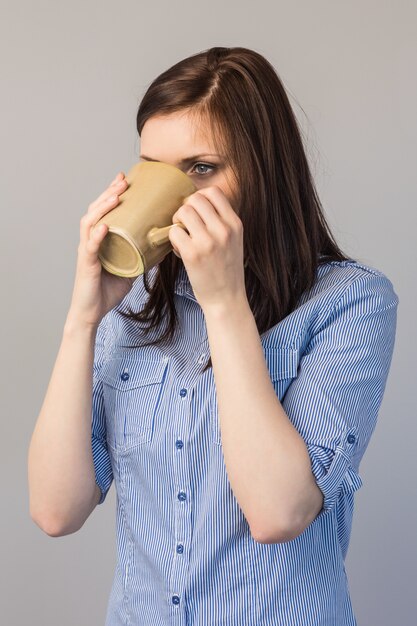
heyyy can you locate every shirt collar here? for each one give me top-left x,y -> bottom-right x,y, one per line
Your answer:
173,263 -> 197,301
142,262 -> 196,301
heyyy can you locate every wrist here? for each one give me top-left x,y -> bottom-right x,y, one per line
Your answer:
203,293 -> 252,325
63,312 -> 99,338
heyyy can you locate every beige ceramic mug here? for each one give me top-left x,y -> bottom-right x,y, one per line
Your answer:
96,161 -> 196,277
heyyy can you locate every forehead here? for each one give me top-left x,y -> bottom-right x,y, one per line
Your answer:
140,111 -> 216,158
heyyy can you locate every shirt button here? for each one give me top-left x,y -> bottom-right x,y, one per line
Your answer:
172,595 -> 180,605
179,388 -> 187,397
176,544 -> 184,554
175,440 -> 183,449
347,434 -> 356,444
197,353 -> 206,364
120,372 -> 129,381
177,491 -> 187,501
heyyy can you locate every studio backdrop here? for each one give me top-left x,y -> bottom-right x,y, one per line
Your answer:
0,1 -> 415,625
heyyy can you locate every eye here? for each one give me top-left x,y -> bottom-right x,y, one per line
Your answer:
191,162 -> 216,176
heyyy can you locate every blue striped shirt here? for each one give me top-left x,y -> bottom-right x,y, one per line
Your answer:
91,259 -> 398,625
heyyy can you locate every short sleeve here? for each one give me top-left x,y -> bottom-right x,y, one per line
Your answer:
282,270 -> 398,514
91,314 -> 114,504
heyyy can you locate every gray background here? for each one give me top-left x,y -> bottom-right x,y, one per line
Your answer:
1,1 -> 415,624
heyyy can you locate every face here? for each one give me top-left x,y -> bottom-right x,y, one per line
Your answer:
139,110 -> 238,206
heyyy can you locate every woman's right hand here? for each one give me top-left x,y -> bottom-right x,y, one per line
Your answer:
66,171 -> 136,329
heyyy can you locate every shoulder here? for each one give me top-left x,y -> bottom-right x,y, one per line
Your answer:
299,258 -> 399,348
310,259 -> 399,313
262,259 -> 398,347
305,259 -> 398,312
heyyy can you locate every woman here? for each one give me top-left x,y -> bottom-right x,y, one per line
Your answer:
28,47 -> 398,625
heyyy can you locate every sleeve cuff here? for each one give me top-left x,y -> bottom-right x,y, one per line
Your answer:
92,434 -> 113,504
306,430 -> 363,512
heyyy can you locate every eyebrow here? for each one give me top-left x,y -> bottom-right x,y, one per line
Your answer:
140,153 -> 223,165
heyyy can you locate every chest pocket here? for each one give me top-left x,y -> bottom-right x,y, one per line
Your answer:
210,347 -> 300,445
100,355 -> 168,452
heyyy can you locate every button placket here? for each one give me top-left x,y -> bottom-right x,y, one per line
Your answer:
169,380 -> 194,613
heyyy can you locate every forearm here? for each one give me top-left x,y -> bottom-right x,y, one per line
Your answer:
28,315 -> 100,535
203,296 -> 323,543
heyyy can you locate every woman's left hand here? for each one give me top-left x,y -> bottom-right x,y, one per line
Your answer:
168,186 -> 247,314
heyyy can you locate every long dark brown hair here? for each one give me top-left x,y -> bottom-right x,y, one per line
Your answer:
118,46 -> 348,371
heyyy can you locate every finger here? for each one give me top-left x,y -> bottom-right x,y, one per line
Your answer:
84,221 -> 109,259
110,171 -> 125,185
175,192 -> 224,230
88,174 -> 128,214
173,203 -> 209,240
80,193 -> 120,244
194,186 -> 238,224
170,232 -> 182,258
168,222 -> 189,257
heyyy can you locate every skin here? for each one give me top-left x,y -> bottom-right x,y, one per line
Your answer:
140,110 -> 238,201
139,110 -> 324,542
140,110 -> 245,312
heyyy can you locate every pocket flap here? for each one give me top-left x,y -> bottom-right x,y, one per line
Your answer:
100,356 -> 168,390
263,347 -> 299,381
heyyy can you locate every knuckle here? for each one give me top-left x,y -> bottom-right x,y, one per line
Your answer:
204,239 -> 215,254
179,204 -> 191,216
221,225 -> 232,241
188,252 -> 198,264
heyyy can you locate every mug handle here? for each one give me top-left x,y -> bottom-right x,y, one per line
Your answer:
147,223 -> 188,247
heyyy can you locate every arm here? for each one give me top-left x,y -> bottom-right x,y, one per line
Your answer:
204,295 -> 323,543
204,270 -> 398,543
27,314 -> 110,536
